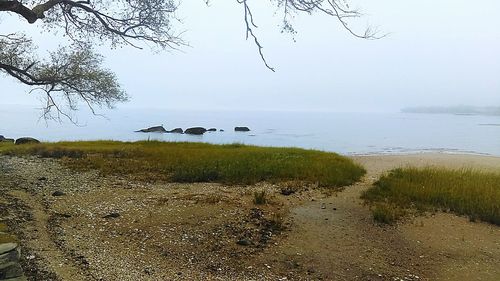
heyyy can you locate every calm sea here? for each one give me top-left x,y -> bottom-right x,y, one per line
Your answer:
2,106 -> 500,156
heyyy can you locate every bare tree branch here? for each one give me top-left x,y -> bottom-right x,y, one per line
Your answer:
0,0 -> 379,121
0,34 -> 127,121
234,0 -> 382,71
237,0 -> 275,71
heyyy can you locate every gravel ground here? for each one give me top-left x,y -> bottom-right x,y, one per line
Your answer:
0,154 -> 499,281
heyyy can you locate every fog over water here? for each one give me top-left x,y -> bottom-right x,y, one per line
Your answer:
1,1 -> 499,112
2,106 -> 500,156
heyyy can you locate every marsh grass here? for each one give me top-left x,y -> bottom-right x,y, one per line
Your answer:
362,167 -> 500,225
370,203 -> 406,224
0,141 -> 365,187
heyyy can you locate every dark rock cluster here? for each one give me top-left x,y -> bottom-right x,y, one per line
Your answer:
136,125 -> 251,135
0,135 -> 40,145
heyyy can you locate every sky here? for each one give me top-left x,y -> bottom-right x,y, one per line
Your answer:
1,0 -> 500,113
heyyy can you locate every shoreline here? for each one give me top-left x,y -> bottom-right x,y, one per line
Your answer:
4,137 -> 500,158
347,149 -> 496,157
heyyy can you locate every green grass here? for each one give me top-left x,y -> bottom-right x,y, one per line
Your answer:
0,141 -> 365,187
362,167 -> 500,225
369,203 -> 406,225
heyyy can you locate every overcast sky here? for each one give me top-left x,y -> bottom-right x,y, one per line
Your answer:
1,0 -> 499,112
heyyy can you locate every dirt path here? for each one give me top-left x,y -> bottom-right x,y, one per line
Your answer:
7,189 -> 89,281
1,154 -> 499,280
252,157 -> 430,280
254,154 -> 500,280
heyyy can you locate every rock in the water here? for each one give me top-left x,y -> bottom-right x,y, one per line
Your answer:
102,212 -> 121,219
207,128 -> 217,132
234,127 -> 250,132
167,128 -> 183,134
135,126 -> 167,133
219,129 -> 225,132
0,136 -> 15,142
14,137 -> 40,145
185,127 -> 207,135
51,191 -> 66,197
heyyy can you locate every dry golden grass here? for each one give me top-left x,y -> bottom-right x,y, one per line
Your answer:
363,167 -> 500,225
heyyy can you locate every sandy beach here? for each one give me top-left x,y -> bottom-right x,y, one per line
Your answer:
0,153 -> 499,281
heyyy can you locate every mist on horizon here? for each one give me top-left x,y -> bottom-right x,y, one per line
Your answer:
1,0 -> 499,114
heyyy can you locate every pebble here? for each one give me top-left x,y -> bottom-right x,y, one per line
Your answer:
52,191 -> 66,197
102,213 -> 121,219
236,239 -> 252,246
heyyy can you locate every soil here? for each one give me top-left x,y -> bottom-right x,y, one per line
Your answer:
0,154 -> 499,281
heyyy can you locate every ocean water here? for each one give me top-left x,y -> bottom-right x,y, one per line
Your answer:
1,106 -> 500,156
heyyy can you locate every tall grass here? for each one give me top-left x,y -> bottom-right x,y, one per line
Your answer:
0,141 -> 365,187
362,167 -> 500,225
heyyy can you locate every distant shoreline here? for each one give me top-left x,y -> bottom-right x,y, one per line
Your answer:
401,106 -> 500,116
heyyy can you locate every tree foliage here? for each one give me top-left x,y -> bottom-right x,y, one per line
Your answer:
0,0 -> 376,120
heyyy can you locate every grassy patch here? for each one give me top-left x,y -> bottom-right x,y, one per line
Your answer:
370,203 -> 406,224
253,191 -> 267,205
362,167 -> 500,225
0,141 -> 365,187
